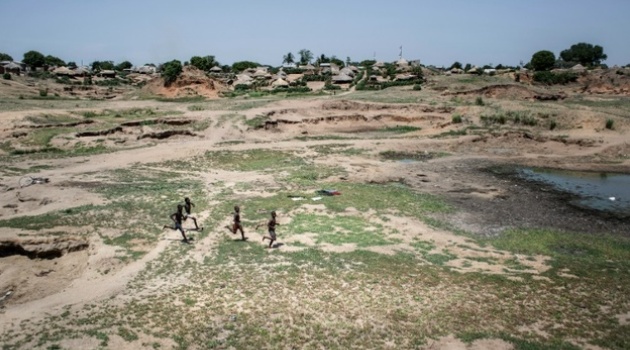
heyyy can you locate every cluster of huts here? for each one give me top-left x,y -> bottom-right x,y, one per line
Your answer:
0,60 -> 157,79
230,57 -> 420,88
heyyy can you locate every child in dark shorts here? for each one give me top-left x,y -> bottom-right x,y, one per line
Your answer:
183,197 -> 201,231
163,204 -> 189,243
225,205 -> 246,240
261,211 -> 278,248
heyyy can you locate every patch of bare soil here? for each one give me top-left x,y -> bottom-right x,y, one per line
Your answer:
577,68 -> 630,95
445,84 -> 566,101
0,236 -> 89,306
422,335 -> 514,350
142,66 -> 227,99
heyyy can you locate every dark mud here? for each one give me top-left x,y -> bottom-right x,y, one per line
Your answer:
414,159 -> 630,237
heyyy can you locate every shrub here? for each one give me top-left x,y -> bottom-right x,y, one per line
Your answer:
549,120 -> 557,130
2,73 -> 11,80
452,114 -> 463,123
413,84 -> 422,91
475,97 -> 484,106
39,89 -> 48,97
161,60 -> 183,86
530,50 -> 556,71
533,71 -> 578,85
605,119 -> 614,130
234,84 -> 251,91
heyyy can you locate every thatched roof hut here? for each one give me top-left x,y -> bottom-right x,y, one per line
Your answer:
253,69 -> 271,79
271,78 -> 289,88
331,73 -> 353,83
571,64 -> 586,72
52,66 -> 75,76
340,67 -> 355,77
210,66 -> 222,73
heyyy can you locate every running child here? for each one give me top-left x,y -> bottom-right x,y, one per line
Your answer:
183,197 -> 201,231
225,205 -> 246,241
260,211 -> 279,248
163,204 -> 189,243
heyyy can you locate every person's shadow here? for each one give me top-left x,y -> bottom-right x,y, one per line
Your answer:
271,243 -> 284,248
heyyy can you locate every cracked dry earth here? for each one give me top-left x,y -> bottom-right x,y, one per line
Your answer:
1,92 -> 629,349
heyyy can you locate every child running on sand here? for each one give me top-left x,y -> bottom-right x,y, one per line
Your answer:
225,205 -> 246,241
183,197 -> 201,231
163,204 -> 189,243
258,211 -> 279,248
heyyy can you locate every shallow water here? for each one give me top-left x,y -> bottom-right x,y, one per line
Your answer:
519,168 -> 630,217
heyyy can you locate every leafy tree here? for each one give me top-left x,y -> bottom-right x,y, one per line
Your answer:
161,60 -> 182,86
282,52 -> 295,65
560,42 -> 607,66
464,63 -> 472,71
190,55 -> 218,71
0,52 -> 13,61
67,61 -> 78,69
530,50 -> 556,71
44,55 -> 65,67
359,60 -> 376,67
231,61 -> 259,72
330,56 -> 344,67
23,50 -> 46,67
115,60 -> 133,71
298,49 -> 313,65
449,61 -> 462,70
91,60 -> 114,71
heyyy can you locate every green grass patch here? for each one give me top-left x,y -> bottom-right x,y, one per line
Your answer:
24,113 -> 80,125
286,213 -> 393,247
376,125 -> 421,134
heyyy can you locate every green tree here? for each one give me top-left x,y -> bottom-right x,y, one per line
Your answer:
449,61 -> 462,70
67,61 -> 78,69
190,55 -> 218,71
282,52 -> 295,65
464,63 -> 472,71
23,50 -> 46,67
91,60 -> 115,71
360,60 -> 376,67
231,61 -> 259,72
0,52 -> 13,61
560,42 -> 607,66
115,60 -> 133,71
45,55 -> 65,67
330,55 -> 344,67
161,60 -> 182,86
298,49 -> 313,65
530,50 -> 556,71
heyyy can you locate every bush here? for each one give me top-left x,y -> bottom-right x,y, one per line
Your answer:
533,71 -> 578,85
412,84 -> 422,91
452,114 -> 463,123
161,60 -> 183,86
2,73 -> 11,80
39,89 -> 48,97
549,120 -> 557,130
605,119 -> 614,130
234,84 -> 250,91
475,97 -> 484,106
530,50 -> 556,71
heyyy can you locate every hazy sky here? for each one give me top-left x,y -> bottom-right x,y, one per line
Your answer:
2,0 -> 628,67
